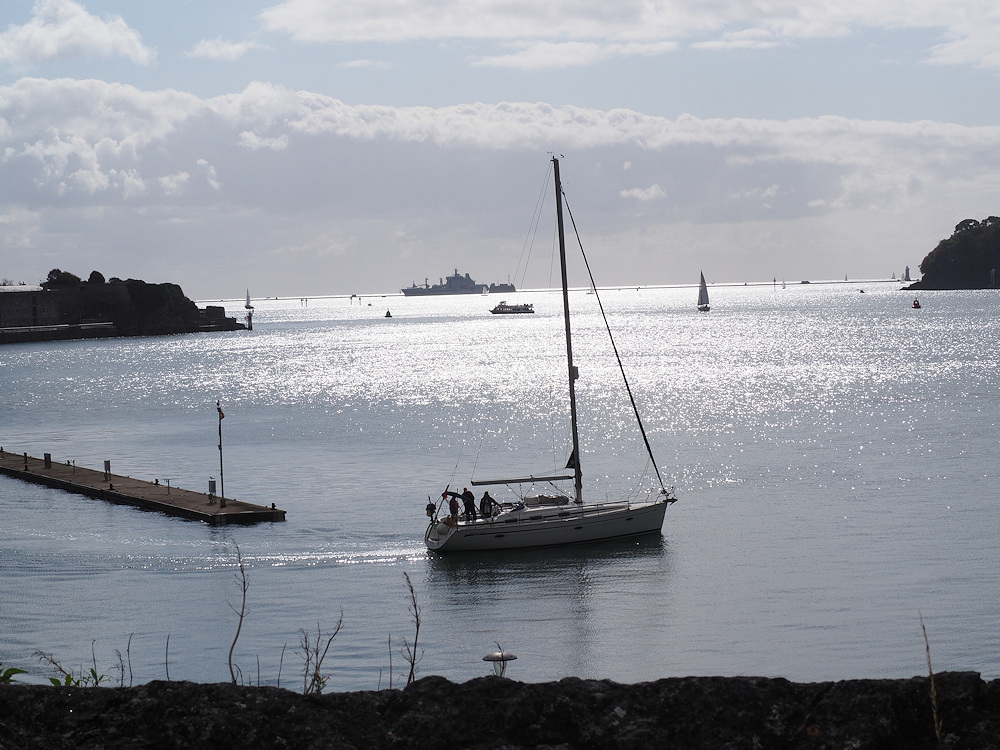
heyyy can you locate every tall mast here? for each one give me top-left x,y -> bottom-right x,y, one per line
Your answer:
553,157 -> 583,503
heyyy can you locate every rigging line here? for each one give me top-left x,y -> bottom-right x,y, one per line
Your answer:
448,434 -> 467,487
471,423 -> 486,482
514,165 -> 552,290
560,191 -> 668,493
629,454 -> 655,502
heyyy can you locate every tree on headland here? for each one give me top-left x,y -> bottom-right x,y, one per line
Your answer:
41,268 -> 82,288
88,270 -> 106,285
913,217 -> 1000,289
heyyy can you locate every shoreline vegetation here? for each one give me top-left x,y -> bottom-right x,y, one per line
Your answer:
907,216 -> 1000,290
1,671 -> 998,748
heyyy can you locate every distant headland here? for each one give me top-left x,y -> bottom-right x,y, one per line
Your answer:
0,269 -> 246,344
908,217 -> 1000,290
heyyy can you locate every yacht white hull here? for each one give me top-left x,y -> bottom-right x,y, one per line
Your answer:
424,499 -> 668,552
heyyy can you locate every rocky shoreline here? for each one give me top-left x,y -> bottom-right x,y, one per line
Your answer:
0,270 -> 246,344
2,671 -> 999,748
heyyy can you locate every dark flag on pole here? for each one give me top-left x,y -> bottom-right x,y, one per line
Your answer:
565,448 -> 577,469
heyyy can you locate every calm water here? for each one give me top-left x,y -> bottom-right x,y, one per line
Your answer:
2,282 -> 999,689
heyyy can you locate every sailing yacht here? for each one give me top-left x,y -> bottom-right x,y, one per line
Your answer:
423,157 -> 676,552
697,272 -> 710,312
244,290 -> 254,330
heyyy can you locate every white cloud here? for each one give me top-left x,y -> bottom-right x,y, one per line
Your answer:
238,131 -> 289,150
621,184 -> 667,201
3,77 -> 1000,296
337,59 -> 391,69
0,78 -> 204,201
732,183 -> 781,208
187,38 -> 268,62
258,0 -> 1000,70
259,0 -> 571,43
197,159 -> 221,190
926,20 -> 1000,69
0,0 -> 154,66
159,171 -> 190,196
690,28 -> 781,51
114,168 -> 146,198
473,41 -> 676,70
3,78 -> 1000,210
0,206 -> 41,249
257,0 -> 734,43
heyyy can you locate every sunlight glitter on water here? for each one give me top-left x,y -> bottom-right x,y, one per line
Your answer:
5,282 -> 1000,688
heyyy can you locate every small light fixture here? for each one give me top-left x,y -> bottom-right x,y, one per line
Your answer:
482,642 -> 517,677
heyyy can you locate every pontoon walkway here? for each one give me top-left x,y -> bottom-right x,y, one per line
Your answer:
0,448 -> 285,525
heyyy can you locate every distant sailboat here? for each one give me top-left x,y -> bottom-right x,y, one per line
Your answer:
244,290 -> 254,330
697,272 -> 710,312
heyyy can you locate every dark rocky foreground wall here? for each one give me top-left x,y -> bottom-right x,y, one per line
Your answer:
2,671 -> 999,749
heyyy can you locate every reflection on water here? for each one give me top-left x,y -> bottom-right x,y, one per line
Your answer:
421,534 -> 673,682
426,533 -> 668,587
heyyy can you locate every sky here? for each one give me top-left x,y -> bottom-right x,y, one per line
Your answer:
2,0 -> 1000,299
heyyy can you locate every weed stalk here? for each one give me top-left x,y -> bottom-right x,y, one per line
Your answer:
920,613 -> 943,746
